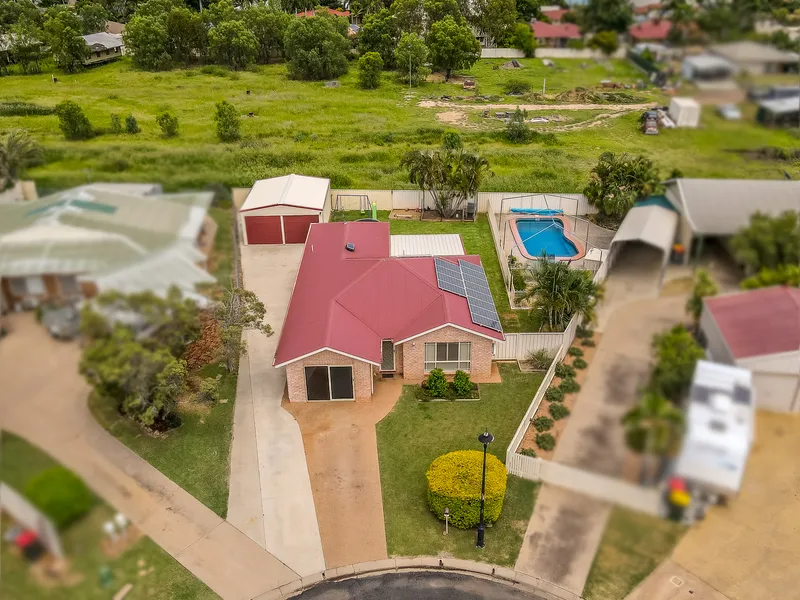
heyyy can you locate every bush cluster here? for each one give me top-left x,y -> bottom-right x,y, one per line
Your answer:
581,338 -> 596,347
535,433 -> 555,451
426,450 -> 507,529
555,363 -> 575,379
545,386 -> 564,402
25,467 -> 96,530
526,349 -> 553,370
576,325 -> 593,339
420,368 -> 475,400
532,416 -> 553,432
559,377 -> 580,394
567,346 -> 584,358
549,403 -> 570,420
573,357 -> 588,370
520,447 -> 537,457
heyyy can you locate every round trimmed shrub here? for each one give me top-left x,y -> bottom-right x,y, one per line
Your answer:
426,450 -> 507,529
568,346 -> 584,357
559,377 -> 580,394
550,402 -> 570,420
545,386 -> 564,402
576,324 -> 593,339
520,447 -> 537,457
25,467 -> 96,530
573,357 -> 588,369
424,368 -> 448,398
452,369 -> 472,397
581,338 -> 596,347
535,433 -> 555,451
555,363 -> 576,379
532,416 -> 554,432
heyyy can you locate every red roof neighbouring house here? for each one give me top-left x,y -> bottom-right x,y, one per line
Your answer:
296,7 -> 350,17
704,287 -> 800,360
273,222 -> 504,367
634,3 -> 662,15
629,18 -> 672,41
541,8 -> 569,22
531,21 -> 582,39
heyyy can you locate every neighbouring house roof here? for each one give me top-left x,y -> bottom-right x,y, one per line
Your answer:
106,21 -> 126,34
759,96 -> 800,115
296,7 -> 350,17
682,53 -> 736,73
710,40 -> 800,65
390,234 -> 465,257
541,8 -> 569,21
531,21 -> 582,39
634,3 -> 661,14
610,204 -> 678,256
273,222 -> 504,367
674,360 -> 754,496
629,18 -> 672,41
704,287 -> 800,360
82,32 -> 124,50
240,174 -> 329,212
0,184 -> 213,298
663,178 -> 800,236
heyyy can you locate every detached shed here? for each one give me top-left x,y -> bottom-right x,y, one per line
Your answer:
239,174 -> 331,245
669,97 -> 701,127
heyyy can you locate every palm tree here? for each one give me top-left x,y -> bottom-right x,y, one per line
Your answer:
522,255 -> 603,331
451,151 -> 493,213
0,129 -> 42,191
622,392 -> 685,485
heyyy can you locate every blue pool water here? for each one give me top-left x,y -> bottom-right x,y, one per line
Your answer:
516,218 -> 578,258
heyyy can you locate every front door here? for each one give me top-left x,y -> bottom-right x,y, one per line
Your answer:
304,365 -> 354,401
380,339 -> 395,372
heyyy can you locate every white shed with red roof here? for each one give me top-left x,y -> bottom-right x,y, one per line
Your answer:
239,174 -> 331,245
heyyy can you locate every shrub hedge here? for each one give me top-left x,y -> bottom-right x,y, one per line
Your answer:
545,386 -> 564,402
559,377 -> 581,394
550,403 -> 570,420
532,416 -> 554,432
567,346 -> 584,357
24,467 -> 96,530
581,338 -> 596,347
520,447 -> 537,457
452,370 -> 472,396
536,433 -> 555,451
555,363 -> 576,379
426,450 -> 507,529
424,368 -> 448,397
573,357 -> 588,369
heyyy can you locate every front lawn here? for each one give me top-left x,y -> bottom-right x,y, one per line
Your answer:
0,433 -> 218,600
582,507 -> 687,600
377,363 -> 543,566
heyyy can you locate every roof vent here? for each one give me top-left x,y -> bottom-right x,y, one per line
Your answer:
345,243 -> 355,252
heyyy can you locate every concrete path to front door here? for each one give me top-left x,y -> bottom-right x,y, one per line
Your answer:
284,379 -> 402,569
0,314 -> 299,600
228,244 -> 326,576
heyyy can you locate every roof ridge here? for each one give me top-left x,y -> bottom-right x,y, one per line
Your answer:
279,173 -> 295,206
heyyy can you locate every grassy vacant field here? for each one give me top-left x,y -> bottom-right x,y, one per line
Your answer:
583,507 -> 687,600
1,432 -> 217,600
1,58 -> 797,194
376,364 -> 542,566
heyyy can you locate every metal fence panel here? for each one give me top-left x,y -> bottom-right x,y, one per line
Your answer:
0,483 -> 63,558
495,333 -> 564,360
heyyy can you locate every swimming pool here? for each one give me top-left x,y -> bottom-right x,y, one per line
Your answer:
511,217 -> 583,260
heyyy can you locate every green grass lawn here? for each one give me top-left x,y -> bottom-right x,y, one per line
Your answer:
1,58 -> 796,194
377,363 -> 543,566
0,433 -> 218,600
582,507 -> 687,600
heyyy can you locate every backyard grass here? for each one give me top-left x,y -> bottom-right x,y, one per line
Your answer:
208,205 -> 235,289
0,432 -> 218,600
582,507 -> 687,600
376,363 -> 543,566
0,58 -> 796,194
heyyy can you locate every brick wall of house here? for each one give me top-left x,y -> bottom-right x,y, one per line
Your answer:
285,349 -> 373,402
401,326 -> 494,380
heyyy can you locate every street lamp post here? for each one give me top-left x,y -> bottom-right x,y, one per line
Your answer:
476,428 -> 494,549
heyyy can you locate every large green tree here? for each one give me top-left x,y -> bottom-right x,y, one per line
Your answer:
623,392 -> 685,484
124,14 -> 171,70
44,9 -> 89,72
243,6 -> 292,62
729,210 -> 800,273
583,152 -> 662,221
357,50 -> 384,88
394,31 -> 430,85
284,15 -> 350,80
209,19 -> 259,69
392,0 -> 425,34
166,6 -> 207,65
650,325 -> 704,403
76,0 -> 109,34
471,0 -> 517,46
580,0 -> 633,33
214,288 -> 273,373
424,0 -> 462,23
9,15 -> 45,74
426,15 -> 481,81
0,129 -> 42,191
358,8 -> 398,68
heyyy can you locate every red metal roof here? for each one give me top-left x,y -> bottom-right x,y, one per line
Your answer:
541,8 -> 569,22
296,7 -> 350,17
273,222 -> 504,366
629,19 -> 672,41
531,21 -> 581,39
634,3 -> 662,14
705,287 -> 800,360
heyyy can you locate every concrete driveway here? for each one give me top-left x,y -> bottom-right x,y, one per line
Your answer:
0,314 -> 298,600
228,243 -> 326,576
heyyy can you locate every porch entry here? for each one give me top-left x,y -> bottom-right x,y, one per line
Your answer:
381,339 -> 395,372
304,365 -> 354,401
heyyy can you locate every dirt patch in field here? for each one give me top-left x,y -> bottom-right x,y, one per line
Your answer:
418,100 -> 656,111
435,110 -> 468,124
426,73 -> 466,84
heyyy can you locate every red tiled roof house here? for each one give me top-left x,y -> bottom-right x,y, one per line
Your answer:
530,21 -> 582,48
628,19 -> 672,43
701,286 -> 800,413
273,222 -> 505,402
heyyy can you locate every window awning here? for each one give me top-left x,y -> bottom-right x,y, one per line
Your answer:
610,204 -> 679,258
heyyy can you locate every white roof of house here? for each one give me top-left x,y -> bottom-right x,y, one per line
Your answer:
683,53 -> 736,72
759,97 -> 800,114
390,234 -> 465,257
240,174 -> 330,212
674,360 -> 754,496
670,97 -> 701,109
82,32 -> 124,49
610,204 -> 678,255
710,40 -> 799,64
665,178 -> 800,236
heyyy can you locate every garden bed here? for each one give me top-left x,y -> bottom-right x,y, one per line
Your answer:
414,383 -> 480,401
518,329 -> 601,460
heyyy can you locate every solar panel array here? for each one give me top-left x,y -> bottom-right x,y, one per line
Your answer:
434,257 -> 466,297
459,260 -> 502,332
432,257 -> 502,332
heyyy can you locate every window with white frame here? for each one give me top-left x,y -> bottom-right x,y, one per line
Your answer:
424,342 -> 471,372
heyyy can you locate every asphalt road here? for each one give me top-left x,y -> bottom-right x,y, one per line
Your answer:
293,572 -> 544,600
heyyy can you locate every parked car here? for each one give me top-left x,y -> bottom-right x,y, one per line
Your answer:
641,110 -> 659,135
717,104 -> 742,120
41,304 -> 81,341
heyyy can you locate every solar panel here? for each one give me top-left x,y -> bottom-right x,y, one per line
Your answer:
459,260 -> 502,332
434,257 -> 466,297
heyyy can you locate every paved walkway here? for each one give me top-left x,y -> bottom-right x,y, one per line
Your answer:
625,559 -> 732,600
228,244 -> 326,576
284,379 -> 402,569
0,314 -> 298,600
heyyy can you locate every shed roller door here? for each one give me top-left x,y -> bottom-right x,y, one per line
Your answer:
245,216 -> 282,244
283,215 -> 318,244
